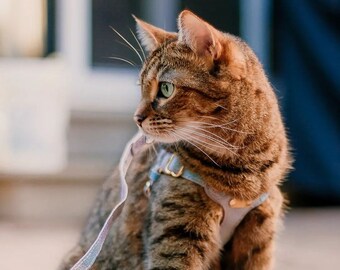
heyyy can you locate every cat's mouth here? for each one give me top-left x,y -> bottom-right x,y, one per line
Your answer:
138,117 -> 174,141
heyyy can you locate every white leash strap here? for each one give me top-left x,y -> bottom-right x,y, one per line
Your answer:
70,132 -> 146,270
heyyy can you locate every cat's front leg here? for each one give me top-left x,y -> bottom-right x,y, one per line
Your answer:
222,186 -> 284,270
143,175 -> 223,270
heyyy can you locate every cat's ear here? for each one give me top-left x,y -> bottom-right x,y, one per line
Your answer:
178,10 -> 245,79
133,15 -> 177,53
178,10 -> 222,60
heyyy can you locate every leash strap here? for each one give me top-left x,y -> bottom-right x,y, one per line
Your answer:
70,132 -> 146,270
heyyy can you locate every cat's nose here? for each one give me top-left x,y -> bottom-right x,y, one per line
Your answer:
134,114 -> 146,127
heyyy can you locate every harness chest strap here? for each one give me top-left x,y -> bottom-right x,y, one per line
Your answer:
148,149 -> 269,245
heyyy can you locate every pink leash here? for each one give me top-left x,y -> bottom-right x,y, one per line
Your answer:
70,132 -> 146,270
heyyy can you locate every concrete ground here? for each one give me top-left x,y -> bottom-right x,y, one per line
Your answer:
0,208 -> 339,270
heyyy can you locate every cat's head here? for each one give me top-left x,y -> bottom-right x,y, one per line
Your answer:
133,10 -> 271,155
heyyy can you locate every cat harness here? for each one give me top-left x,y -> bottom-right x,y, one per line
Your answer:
147,148 -> 269,245
70,132 -> 268,270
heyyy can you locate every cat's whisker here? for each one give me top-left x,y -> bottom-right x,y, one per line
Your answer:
194,115 -> 243,126
176,117 -> 242,130
168,131 -> 181,153
114,40 -> 142,66
174,129 -> 215,155
180,126 -> 241,150
151,142 -> 158,156
216,104 -> 228,111
179,128 -> 239,157
176,120 -> 246,148
109,26 -> 144,64
196,129 -> 242,150
177,129 -> 222,151
179,127 -> 238,151
173,134 -> 180,153
147,143 -> 153,160
108,57 -> 136,67
177,130 -> 228,155
196,115 -> 222,121
197,112 -> 253,132
185,121 -> 250,135
173,130 -> 221,167
173,130 -> 220,165
185,120 -> 235,127
220,126 -> 250,135
129,28 -> 146,61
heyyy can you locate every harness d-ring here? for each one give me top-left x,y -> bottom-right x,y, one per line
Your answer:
164,154 -> 184,177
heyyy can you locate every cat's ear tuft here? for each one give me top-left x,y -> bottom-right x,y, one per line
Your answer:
133,15 -> 177,53
178,10 -> 222,60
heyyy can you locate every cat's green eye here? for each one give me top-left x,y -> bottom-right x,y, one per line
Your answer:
158,82 -> 175,99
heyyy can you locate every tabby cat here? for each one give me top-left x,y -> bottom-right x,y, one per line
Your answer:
60,10 -> 291,270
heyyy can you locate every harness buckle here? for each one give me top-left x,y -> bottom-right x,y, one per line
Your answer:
144,180 -> 151,197
164,154 -> 184,178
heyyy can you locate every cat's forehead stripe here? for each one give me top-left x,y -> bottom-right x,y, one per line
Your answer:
140,45 -> 167,81
141,43 -> 198,85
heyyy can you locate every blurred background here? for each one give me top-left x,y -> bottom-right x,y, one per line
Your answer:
0,0 -> 339,269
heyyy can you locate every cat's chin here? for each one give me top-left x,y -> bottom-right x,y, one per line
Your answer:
142,133 -> 178,144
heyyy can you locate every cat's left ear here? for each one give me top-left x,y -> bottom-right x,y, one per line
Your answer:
133,15 -> 177,53
178,10 -> 245,79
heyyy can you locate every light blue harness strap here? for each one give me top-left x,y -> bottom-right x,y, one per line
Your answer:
148,149 -> 269,245
149,149 -> 203,186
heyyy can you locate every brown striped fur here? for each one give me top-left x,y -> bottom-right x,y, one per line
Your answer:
60,10 -> 291,270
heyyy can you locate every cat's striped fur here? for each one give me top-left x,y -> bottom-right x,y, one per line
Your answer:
60,10 -> 291,270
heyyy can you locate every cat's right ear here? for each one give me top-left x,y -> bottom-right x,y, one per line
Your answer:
133,15 -> 177,53
178,10 -> 246,79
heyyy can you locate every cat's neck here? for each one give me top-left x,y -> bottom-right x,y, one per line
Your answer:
164,143 -> 238,172
161,141 -> 268,201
